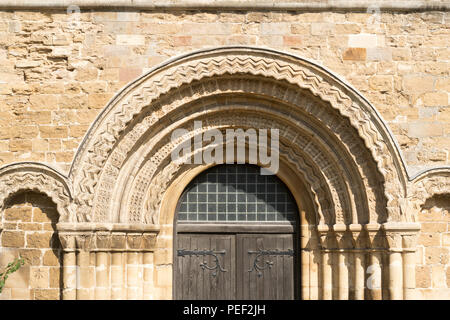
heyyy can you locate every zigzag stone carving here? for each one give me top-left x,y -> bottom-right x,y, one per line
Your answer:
69,48 -> 406,223
411,170 -> 450,210
125,116 -> 352,225
92,78 -> 385,225
0,163 -> 73,222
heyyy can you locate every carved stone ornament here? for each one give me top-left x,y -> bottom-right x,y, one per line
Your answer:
0,47 -> 448,232
66,47 -> 410,225
0,163 -> 73,221
56,222 -> 160,252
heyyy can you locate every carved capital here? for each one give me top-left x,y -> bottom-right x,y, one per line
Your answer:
382,222 -> 421,252
349,224 -> 367,249
402,235 -> 418,252
56,222 -> 160,252
333,224 -> 353,250
58,232 -> 76,251
385,232 -> 403,252
364,223 -> 384,250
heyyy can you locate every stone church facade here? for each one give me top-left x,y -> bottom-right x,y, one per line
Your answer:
0,1 -> 449,300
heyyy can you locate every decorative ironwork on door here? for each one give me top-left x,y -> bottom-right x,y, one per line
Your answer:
247,249 -> 294,277
177,249 -> 228,277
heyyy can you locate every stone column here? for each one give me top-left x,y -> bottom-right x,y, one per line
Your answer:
73,233 -> 95,300
301,250 -> 310,300
309,248 -> 320,300
57,222 -> 160,300
350,225 -> 366,300
62,251 -> 77,300
334,225 -> 350,300
366,224 -> 382,300
59,233 -> 76,300
318,226 -> 333,300
385,231 -> 403,300
95,252 -> 110,299
110,232 -> 126,300
402,233 -> 419,300
308,229 -> 320,300
77,250 -> 93,299
300,223 -> 310,300
126,252 -> 140,299
383,222 -> 421,300
111,252 -> 124,300
143,252 -> 154,300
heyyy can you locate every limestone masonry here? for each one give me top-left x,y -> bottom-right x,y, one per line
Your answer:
0,1 -> 449,300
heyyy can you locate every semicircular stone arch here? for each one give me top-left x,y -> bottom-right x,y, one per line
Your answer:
0,46 -> 434,301
0,163 -> 72,222
69,47 -> 408,226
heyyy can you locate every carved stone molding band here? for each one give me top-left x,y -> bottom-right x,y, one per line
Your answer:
0,162 -> 73,221
68,47 -> 407,224
57,223 -> 160,252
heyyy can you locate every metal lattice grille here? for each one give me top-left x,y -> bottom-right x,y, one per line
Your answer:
177,165 -> 297,222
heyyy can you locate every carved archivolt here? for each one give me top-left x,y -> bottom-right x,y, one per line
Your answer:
90,77 -> 388,225
3,47 -> 446,227
121,114 -> 361,226
69,47 -> 408,224
0,163 -> 73,222
409,169 -> 450,213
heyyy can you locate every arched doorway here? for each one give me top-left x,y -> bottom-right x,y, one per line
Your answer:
11,46 -> 421,300
174,164 -> 300,300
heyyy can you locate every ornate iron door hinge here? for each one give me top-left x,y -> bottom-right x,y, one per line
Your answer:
177,249 -> 227,277
248,249 -> 294,277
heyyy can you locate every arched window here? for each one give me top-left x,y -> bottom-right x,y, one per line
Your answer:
177,164 -> 297,223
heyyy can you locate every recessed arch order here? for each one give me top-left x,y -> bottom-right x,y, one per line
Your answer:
67,46 -> 409,227
2,46 -> 449,300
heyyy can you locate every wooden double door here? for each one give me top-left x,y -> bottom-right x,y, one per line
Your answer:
174,230 -> 299,300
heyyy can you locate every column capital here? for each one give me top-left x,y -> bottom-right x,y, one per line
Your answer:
57,223 -> 160,252
384,232 -> 403,252
333,224 -> 354,250
382,222 -> 421,252
317,224 -> 335,250
364,223 -> 384,249
349,224 -> 367,249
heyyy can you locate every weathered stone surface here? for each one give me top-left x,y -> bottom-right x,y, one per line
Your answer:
26,232 -> 53,248
2,231 -> 25,247
33,289 -> 59,300
342,47 -> 366,61
0,7 -> 448,301
4,207 -> 32,222
43,250 -> 59,266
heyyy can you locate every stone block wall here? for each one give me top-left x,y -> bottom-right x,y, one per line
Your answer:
0,192 -> 61,300
0,10 -> 447,175
0,7 -> 448,300
415,194 -> 450,299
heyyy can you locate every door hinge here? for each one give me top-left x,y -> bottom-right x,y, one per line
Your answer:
248,249 -> 294,277
177,249 -> 228,277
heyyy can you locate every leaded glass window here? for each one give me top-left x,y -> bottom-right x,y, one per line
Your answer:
177,165 -> 297,223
